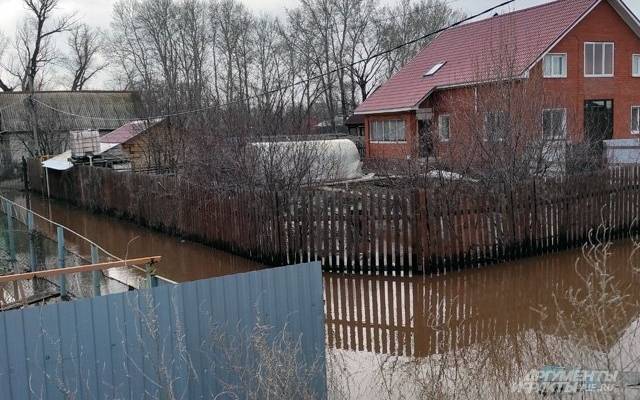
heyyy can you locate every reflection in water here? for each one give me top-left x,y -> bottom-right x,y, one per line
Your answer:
325,242 -> 640,357
326,241 -> 640,399
8,192 -> 261,283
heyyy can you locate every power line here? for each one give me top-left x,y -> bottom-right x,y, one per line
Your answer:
32,0 -> 515,123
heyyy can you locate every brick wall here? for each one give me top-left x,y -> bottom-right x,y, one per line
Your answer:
363,1 -> 640,161
364,112 -> 417,159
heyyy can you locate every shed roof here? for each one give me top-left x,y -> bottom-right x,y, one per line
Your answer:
0,91 -> 141,133
355,0 -> 640,115
100,119 -> 162,145
345,114 -> 365,127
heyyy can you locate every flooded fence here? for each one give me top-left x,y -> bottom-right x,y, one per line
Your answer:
27,160 -> 640,275
0,262 -> 327,399
0,194 -> 177,310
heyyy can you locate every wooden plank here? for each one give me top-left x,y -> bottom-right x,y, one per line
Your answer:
0,256 -> 162,283
417,190 -> 428,273
361,192 -> 370,273
404,192 -> 413,275
428,192 -> 439,271
393,192 -> 402,273
336,191 -> 344,272
348,192 -> 357,273
383,192 -> 391,274
352,192 -> 361,274
469,195 -> 481,266
373,193 -> 381,274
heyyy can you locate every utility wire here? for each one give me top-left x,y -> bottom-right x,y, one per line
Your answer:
32,0 -> 515,123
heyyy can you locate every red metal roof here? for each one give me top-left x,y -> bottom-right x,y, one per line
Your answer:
100,119 -> 161,144
355,0 -> 599,114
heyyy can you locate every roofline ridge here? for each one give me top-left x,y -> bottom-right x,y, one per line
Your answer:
444,0 -> 598,33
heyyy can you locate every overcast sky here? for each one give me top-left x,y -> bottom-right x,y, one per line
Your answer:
2,0 -> 638,36
0,0 -> 639,88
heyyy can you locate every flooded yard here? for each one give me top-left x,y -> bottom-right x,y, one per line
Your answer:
6,191 -> 640,399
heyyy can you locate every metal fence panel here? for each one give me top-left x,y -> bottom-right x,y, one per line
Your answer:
0,262 -> 326,400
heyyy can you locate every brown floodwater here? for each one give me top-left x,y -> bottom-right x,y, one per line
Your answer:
9,192 -> 261,282
324,243 -> 640,358
8,191 -> 640,399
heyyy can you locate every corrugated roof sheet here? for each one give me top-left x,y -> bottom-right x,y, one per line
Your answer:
355,0 -> 599,114
0,91 -> 141,132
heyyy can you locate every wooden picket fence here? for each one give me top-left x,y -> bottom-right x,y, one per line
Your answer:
27,160 -> 640,275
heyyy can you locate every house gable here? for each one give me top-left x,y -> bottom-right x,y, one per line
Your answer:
355,0 -> 640,116
528,0 -> 640,74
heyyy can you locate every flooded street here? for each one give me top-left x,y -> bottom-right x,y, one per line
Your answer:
9,191 -> 640,399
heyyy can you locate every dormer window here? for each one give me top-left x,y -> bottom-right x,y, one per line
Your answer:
424,62 -> 446,77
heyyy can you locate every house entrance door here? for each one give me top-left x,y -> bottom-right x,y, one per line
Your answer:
584,100 -> 613,166
584,100 -> 613,142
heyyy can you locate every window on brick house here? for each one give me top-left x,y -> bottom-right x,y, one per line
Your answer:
633,55 -> 640,77
542,109 -> 567,140
438,115 -> 450,141
584,42 -> 614,77
632,106 -> 640,134
370,120 -> 406,142
484,111 -> 507,141
543,54 -> 567,78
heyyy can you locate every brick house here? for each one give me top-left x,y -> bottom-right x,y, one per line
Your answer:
354,0 -> 640,165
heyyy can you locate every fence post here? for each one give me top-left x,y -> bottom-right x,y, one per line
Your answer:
145,262 -> 158,288
4,201 -> 16,267
22,157 -> 29,191
27,211 -> 37,271
91,245 -> 101,297
57,226 -> 67,298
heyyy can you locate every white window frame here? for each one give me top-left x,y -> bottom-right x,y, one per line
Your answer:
369,119 -> 407,144
542,108 -> 567,140
584,42 -> 615,78
543,53 -> 567,78
632,106 -> 640,135
633,54 -> 640,77
438,114 -> 450,141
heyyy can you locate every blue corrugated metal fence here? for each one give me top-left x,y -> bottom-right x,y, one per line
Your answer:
0,262 -> 326,399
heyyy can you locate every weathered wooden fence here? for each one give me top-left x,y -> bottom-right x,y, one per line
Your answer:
0,262 -> 326,400
27,160 -> 640,275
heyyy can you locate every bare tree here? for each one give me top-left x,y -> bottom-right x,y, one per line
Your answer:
0,33 -> 14,91
65,24 -> 107,91
5,0 -> 76,91
379,0 -> 463,79
346,3 -> 385,103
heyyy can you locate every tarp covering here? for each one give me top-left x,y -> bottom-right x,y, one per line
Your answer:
250,139 -> 363,183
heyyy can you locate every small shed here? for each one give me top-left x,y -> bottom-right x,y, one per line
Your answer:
345,114 -> 365,137
100,118 -> 170,171
0,91 -> 141,165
